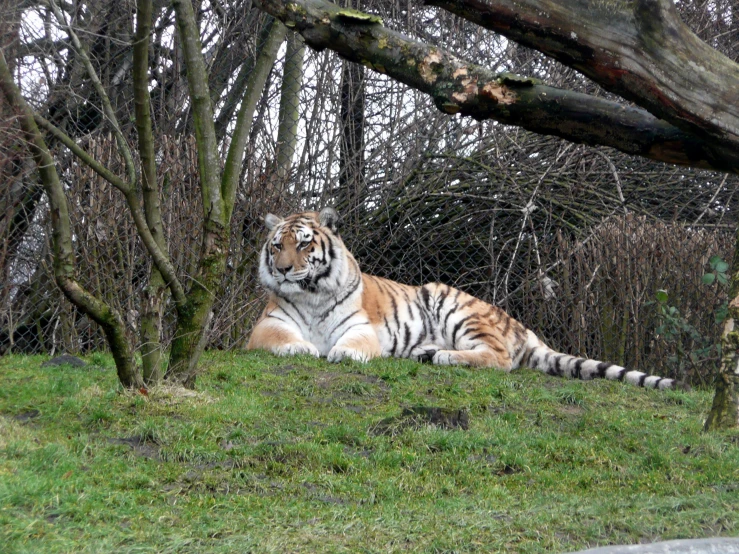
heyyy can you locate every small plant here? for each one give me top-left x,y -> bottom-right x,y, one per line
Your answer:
701,255 -> 730,287
650,255 -> 730,385
703,255 -> 730,324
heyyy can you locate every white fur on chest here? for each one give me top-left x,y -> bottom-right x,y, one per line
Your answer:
274,285 -> 364,356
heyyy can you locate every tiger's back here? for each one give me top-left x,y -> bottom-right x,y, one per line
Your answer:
248,208 -> 675,390
361,275 -> 529,369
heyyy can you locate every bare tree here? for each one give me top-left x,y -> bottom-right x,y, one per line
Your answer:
1,1 -> 286,388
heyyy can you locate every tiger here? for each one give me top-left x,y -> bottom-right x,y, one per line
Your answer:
247,207 -> 676,390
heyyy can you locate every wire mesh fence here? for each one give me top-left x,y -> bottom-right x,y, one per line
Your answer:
1,0 -> 737,386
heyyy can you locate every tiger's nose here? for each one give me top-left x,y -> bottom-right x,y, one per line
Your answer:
277,265 -> 292,275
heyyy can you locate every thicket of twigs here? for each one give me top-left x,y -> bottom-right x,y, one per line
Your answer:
1,0 -> 737,385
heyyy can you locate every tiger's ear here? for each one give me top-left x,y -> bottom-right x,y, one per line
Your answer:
319,207 -> 339,232
264,213 -> 283,231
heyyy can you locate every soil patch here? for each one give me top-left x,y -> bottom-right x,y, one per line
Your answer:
271,363 -> 314,376
41,355 -> 87,368
371,406 -> 470,436
13,409 -> 40,422
108,435 -> 161,460
559,405 -> 585,416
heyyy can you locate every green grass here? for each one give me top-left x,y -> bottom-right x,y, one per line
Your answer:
1,352 -> 738,553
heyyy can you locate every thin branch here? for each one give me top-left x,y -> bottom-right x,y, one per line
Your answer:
45,0 -> 138,186
34,114 -> 188,306
172,0 -> 223,221
222,18 -> 286,221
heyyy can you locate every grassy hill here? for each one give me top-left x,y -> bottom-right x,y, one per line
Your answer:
1,352 -> 738,553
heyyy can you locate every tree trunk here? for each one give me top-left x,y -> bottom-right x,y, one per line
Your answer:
275,31 -> 305,181
166,5 -> 285,387
134,0 -> 168,384
166,0 -> 229,387
338,57 -> 365,215
704,227 -> 739,430
253,0 -> 739,174
0,50 -> 142,388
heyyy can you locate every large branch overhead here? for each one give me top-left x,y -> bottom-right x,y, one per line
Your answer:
427,0 -> 739,159
254,0 -> 739,173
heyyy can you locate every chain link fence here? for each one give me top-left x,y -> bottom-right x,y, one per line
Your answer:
1,0 -> 737,386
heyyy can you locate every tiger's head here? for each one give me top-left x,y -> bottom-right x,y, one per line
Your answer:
259,207 -> 346,296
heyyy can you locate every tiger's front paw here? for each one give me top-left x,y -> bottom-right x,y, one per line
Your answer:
410,345 -> 441,363
432,350 -> 460,366
274,342 -> 320,358
327,346 -> 373,363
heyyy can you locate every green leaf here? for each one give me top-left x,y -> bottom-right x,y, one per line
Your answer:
702,273 -> 716,285
655,289 -> 669,303
717,273 -> 729,286
709,255 -> 723,267
716,302 -> 729,324
715,261 -> 730,273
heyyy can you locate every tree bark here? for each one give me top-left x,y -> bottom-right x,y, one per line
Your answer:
0,49 -> 143,388
275,31 -> 306,181
253,0 -> 739,174
134,0 -> 168,385
427,0 -> 739,159
704,228 -> 739,430
167,0 -> 229,387
338,57 -> 365,214
167,3 -> 285,387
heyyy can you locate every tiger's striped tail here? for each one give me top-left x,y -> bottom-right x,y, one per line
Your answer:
522,332 -> 675,390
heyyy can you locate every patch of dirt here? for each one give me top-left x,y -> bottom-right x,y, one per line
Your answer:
302,482 -> 347,505
271,363 -> 314,376
343,446 -> 374,458
559,405 -> 585,416
371,406 -> 470,436
108,435 -> 161,461
496,463 -> 521,476
41,354 -> 87,368
13,409 -> 40,422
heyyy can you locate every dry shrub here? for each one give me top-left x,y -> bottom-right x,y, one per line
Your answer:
529,214 -> 732,384
14,134 -> 298,353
